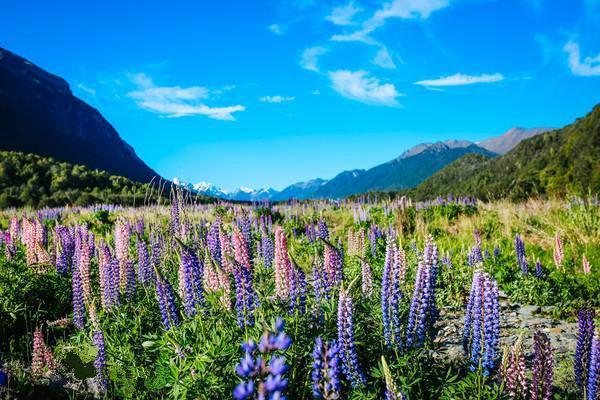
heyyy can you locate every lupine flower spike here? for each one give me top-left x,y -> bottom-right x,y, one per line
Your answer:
311,337 -> 341,400
381,356 -> 406,400
233,317 -> 291,400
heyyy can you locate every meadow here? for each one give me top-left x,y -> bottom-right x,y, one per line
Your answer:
0,195 -> 599,399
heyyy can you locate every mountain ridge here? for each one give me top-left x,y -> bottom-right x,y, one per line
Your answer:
0,47 -> 162,184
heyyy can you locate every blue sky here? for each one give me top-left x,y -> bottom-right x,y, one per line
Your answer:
2,0 -> 600,190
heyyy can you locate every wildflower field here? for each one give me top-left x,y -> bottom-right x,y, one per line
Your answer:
0,195 -> 599,399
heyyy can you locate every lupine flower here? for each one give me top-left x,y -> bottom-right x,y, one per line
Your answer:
317,218 -> 329,240
150,233 -> 162,274
368,223 -> 382,256
31,327 -> 57,376
515,234 -> 528,274
382,238 -> 403,349
531,331 -> 553,400
289,257 -> 307,313
155,271 -> 180,330
499,334 -> 527,398
71,262 -> 86,329
588,332 -> 600,400
123,260 -> 136,301
337,286 -> 365,388
583,254 -> 591,275
575,309 -> 596,392
93,330 -> 108,391
406,237 -> 440,349
220,228 -> 234,274
463,270 -> 500,375
260,229 -> 274,268
54,225 -> 74,275
232,258 -> 258,328
361,258 -> 373,298
170,193 -> 180,238
493,246 -> 500,259
137,238 -> 153,285
207,219 -> 222,267
322,240 -> 343,290
535,259 -> 544,278
177,245 -> 204,317
233,227 -> 253,271
234,317 -> 291,400
75,226 -> 93,303
553,233 -> 563,268
312,337 -> 341,400
274,227 -> 293,299
381,356 -> 406,400
115,219 -> 131,290
306,222 -> 316,244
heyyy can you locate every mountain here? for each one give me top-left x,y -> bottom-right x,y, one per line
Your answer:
306,143 -> 496,199
477,127 -> 552,154
0,151 -> 174,208
413,105 -> 600,201
0,47 -> 162,184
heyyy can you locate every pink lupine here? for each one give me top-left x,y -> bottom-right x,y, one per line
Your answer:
274,227 -> 292,299
233,227 -> 252,271
114,219 -> 131,290
31,327 -> 57,376
219,228 -> 234,274
583,254 -> 591,275
500,335 -> 528,398
553,233 -> 563,269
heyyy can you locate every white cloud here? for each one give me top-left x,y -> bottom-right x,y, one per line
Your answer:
414,73 -> 504,87
76,83 -> 96,96
300,46 -> 328,72
128,73 -> 245,120
328,70 -> 401,106
259,95 -> 295,103
332,0 -> 449,43
311,89 -> 321,95
326,2 -> 362,26
372,46 -> 396,69
268,24 -> 283,35
563,41 -> 600,76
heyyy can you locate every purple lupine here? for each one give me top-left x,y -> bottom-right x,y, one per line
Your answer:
71,265 -> 85,329
515,234 -> 528,274
150,234 -> 162,274
289,261 -> 307,313
531,331 -> 553,400
588,332 -> 600,400
55,225 -> 75,275
535,259 -> 544,278
170,194 -> 180,237
317,218 -> 329,240
312,337 -> 341,400
500,335 -> 528,398
155,272 -> 180,330
207,219 -> 222,267
137,238 -> 152,285
406,238 -> 439,348
177,245 -> 204,317
575,309 -> 596,392
260,229 -> 274,268
233,317 -> 291,400
123,260 -> 136,301
322,240 -> 343,290
306,222 -> 316,244
368,223 -> 382,257
361,258 -> 373,297
463,271 -> 500,375
382,238 -> 403,349
232,258 -> 258,328
93,330 -> 108,391
337,287 -> 365,388
493,245 -> 500,258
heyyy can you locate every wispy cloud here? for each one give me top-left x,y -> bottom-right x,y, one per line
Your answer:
259,95 -> 295,103
326,2 -> 362,26
328,69 -> 401,106
268,24 -> 283,35
563,41 -> 600,76
300,46 -> 328,72
128,73 -> 245,120
372,46 -> 396,69
414,73 -> 504,87
76,83 -> 96,96
332,0 -> 449,43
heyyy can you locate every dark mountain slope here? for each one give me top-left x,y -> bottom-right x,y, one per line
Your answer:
414,104 -> 600,201
0,47 -> 161,184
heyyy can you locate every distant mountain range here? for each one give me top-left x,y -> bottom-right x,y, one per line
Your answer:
0,47 -> 162,184
185,127 -> 548,201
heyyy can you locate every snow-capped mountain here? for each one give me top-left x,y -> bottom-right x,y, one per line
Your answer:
174,179 -> 280,201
